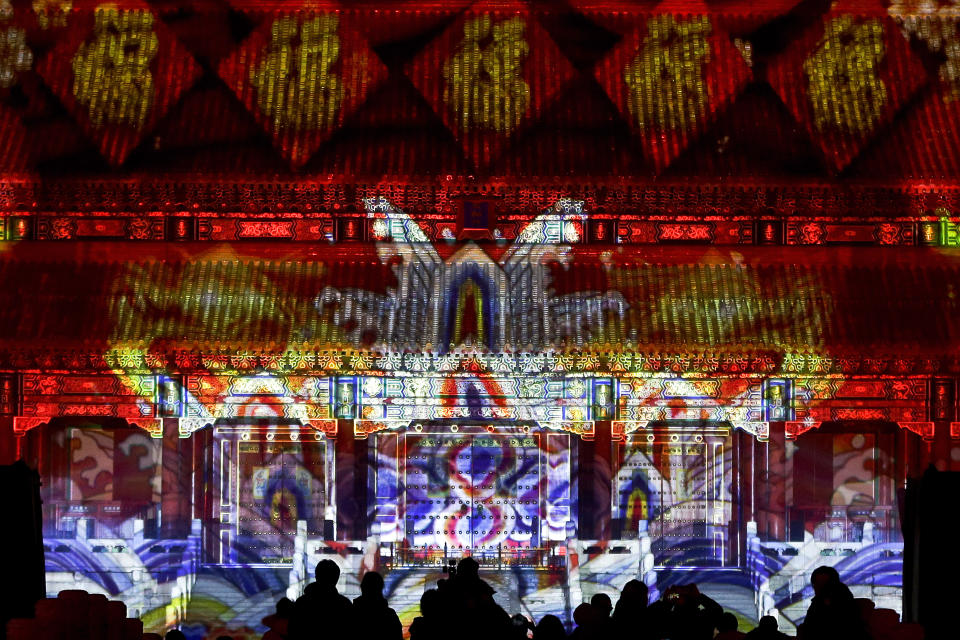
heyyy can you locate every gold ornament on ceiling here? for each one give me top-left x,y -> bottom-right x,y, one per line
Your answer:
623,15 -> 712,133
71,7 -> 158,128
0,1 -> 33,88
249,14 -> 344,131
804,15 -> 888,134
890,2 -> 960,103
442,14 -> 531,133
33,0 -> 72,29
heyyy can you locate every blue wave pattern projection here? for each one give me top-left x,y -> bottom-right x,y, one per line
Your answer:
374,426 -> 572,553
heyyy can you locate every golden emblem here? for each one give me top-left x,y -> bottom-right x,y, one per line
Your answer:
71,7 -> 158,128
249,14 -> 344,131
442,15 -> 530,132
804,16 -> 888,133
33,0 -> 72,29
623,15 -> 712,132
0,0 -> 32,89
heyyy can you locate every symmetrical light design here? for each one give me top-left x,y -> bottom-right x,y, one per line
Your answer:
442,14 -> 530,133
595,10 -> 751,172
623,15 -> 712,133
803,16 -> 888,134
0,1 -> 32,89
248,14 -> 343,132
405,1 -> 576,170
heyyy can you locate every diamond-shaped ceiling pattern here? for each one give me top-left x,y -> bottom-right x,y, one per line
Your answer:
217,2 -> 390,168
35,1 -> 202,166
0,0 -> 950,180
765,3 -> 927,171
405,1 -> 578,171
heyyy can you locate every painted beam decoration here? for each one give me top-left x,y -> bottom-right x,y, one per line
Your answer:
217,2 -> 388,168
34,1 -> 201,166
405,0 -> 576,170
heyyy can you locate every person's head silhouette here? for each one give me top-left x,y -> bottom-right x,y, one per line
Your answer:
573,602 -> 597,628
275,597 -> 294,617
757,615 -> 779,631
164,631 -> 187,640
718,612 -> 739,633
420,588 -> 441,618
621,579 -> 648,605
591,593 -> 612,618
534,614 -> 566,640
314,559 -> 341,588
810,565 -> 841,597
361,571 -> 386,598
457,556 -> 480,580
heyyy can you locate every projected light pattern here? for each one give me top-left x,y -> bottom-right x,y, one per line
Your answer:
615,426 -> 733,568
374,427 -> 572,550
11,196 -> 932,637
402,433 -> 541,549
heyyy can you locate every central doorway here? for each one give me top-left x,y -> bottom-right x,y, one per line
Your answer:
209,423 -> 331,565
614,421 -> 735,568
235,441 -> 324,564
403,430 -> 542,551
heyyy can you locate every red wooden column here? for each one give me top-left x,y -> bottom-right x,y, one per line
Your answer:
762,421 -> 788,541
930,378 -> 956,471
161,418 -> 193,538
0,417 -> 15,465
0,374 -> 18,465
335,419 -> 367,541
577,421 -> 612,540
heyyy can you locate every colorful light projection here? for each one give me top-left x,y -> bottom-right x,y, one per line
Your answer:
12,197 -> 934,636
216,424 -> 333,566
614,423 -> 733,568
374,425 -> 572,553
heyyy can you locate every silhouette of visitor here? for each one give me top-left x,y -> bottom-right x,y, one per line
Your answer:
288,559 -> 353,640
409,588 -> 444,640
798,566 -> 868,640
590,593 -> 614,637
612,579 -> 650,639
508,613 -> 534,639
743,615 -> 789,640
353,571 -> 402,640
164,631 -> 187,640
262,597 -> 294,640
570,602 -> 600,640
436,557 -> 510,640
647,584 -> 723,640
533,614 -> 568,640
715,612 -> 746,640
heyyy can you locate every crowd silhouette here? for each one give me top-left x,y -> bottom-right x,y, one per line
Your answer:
163,558 -> 923,640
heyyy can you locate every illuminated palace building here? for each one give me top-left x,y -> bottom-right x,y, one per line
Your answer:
3,0 -> 960,636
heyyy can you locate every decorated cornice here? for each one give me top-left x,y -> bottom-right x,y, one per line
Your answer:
1,182 -> 960,246
0,347 -> 949,376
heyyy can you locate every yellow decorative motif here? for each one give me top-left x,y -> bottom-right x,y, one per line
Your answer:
803,16 -> 888,133
890,2 -> 960,103
442,14 -> 530,132
249,14 -> 344,131
71,7 -> 157,128
623,15 -> 712,132
0,1 -> 33,89
33,0 -> 72,29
